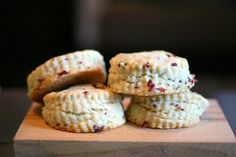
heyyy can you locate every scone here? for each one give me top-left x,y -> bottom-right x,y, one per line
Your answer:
108,50 -> 196,96
126,92 -> 209,129
27,50 -> 106,102
42,84 -> 126,133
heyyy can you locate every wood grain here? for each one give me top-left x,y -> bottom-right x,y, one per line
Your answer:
14,99 -> 236,157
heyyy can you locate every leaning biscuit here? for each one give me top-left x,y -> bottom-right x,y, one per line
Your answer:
108,50 -> 196,96
42,84 -> 126,133
126,92 -> 209,129
27,50 -> 106,102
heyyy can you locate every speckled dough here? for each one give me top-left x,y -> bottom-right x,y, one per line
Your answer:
108,50 -> 196,96
27,50 -> 107,102
42,84 -> 126,133
126,92 -> 209,129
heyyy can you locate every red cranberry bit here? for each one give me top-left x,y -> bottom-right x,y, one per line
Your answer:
160,88 -> 166,92
171,63 -> 177,66
83,91 -> 88,95
93,125 -> 104,133
143,62 -> 150,68
57,70 -> 68,77
148,84 -> 155,92
156,87 -> 166,93
142,121 -> 148,128
37,77 -> 45,83
147,80 -> 155,92
147,80 -> 153,87
191,79 -> 198,84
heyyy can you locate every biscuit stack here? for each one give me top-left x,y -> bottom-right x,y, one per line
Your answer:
108,50 -> 209,129
27,50 -> 126,132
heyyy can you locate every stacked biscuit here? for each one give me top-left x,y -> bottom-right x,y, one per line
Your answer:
108,50 -> 209,128
27,49 -> 209,132
27,50 -> 126,132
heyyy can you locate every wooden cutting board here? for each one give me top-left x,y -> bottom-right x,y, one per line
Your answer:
14,99 -> 236,157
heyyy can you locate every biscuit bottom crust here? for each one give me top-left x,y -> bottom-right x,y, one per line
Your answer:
29,69 -> 105,102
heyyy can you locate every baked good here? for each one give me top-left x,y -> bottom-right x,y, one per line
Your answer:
42,84 -> 126,132
27,50 -> 106,102
126,92 -> 209,129
108,50 -> 196,96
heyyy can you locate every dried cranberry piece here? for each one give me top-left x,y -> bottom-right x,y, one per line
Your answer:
171,63 -> 177,66
191,79 -> 198,84
38,77 -> 45,83
156,87 -> 166,93
143,62 -> 150,68
147,80 -> 153,87
57,70 -> 68,77
148,84 -> 155,92
83,91 -> 88,95
147,80 -> 155,92
93,125 -> 104,133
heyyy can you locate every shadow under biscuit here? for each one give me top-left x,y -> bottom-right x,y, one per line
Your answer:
32,102 -> 43,117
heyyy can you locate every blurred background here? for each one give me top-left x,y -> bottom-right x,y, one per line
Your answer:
1,0 -> 236,96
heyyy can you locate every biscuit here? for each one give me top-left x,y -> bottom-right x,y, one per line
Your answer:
126,92 -> 209,129
27,50 -> 106,102
42,84 -> 126,132
108,50 -> 196,96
